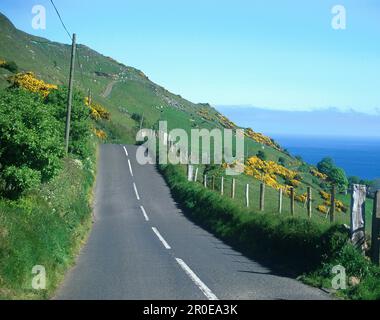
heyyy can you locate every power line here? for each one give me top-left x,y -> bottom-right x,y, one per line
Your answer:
49,0 -> 88,95
76,47 -> 86,87
49,0 -> 72,41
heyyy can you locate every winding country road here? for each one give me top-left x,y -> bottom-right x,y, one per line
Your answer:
55,144 -> 330,300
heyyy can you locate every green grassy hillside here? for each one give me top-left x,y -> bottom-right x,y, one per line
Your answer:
0,12 -> 372,229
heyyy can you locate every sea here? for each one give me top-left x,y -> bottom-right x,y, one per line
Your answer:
270,135 -> 380,181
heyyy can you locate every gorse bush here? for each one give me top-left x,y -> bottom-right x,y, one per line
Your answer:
0,86 -> 92,198
9,72 -> 57,96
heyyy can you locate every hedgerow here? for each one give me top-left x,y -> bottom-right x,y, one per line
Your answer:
159,163 -> 380,299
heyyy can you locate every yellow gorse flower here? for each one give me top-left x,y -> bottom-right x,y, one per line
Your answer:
244,156 -> 306,200
244,128 -> 280,150
217,114 -> 237,129
85,97 -> 110,121
317,205 -> 329,214
94,128 -> 107,140
311,168 -> 328,180
9,72 -> 57,97
319,190 -> 347,213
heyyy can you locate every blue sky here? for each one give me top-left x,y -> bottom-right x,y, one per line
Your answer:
1,0 -> 380,114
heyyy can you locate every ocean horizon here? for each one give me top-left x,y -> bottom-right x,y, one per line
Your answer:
270,134 -> 380,181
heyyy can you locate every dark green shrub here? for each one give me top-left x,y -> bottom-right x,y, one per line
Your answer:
45,87 -> 92,159
256,150 -> 267,161
278,156 -> 286,166
2,166 -> 41,198
131,113 -> 142,123
2,61 -> 18,73
0,89 -> 64,197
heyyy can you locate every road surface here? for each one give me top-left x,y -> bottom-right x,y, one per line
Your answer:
55,144 -> 330,300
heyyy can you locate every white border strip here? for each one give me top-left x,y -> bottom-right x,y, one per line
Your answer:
175,258 -> 218,300
152,227 -> 171,249
123,146 -> 129,156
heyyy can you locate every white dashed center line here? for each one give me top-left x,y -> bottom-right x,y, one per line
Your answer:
133,182 -> 140,200
123,146 -> 129,156
140,205 -> 149,221
127,159 -> 134,177
152,227 -> 171,249
175,258 -> 219,300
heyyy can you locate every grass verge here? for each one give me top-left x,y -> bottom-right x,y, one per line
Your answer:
159,163 -> 380,300
0,147 -> 97,299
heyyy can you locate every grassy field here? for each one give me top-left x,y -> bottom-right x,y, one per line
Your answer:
187,164 -> 375,233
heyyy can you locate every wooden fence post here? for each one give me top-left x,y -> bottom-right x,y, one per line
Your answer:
203,174 -> 207,188
307,187 -> 312,219
231,178 -> 235,199
245,184 -> 249,208
350,184 -> 367,251
278,188 -> 283,214
330,185 -> 336,223
371,191 -> 380,265
290,187 -> 295,216
194,167 -> 198,182
221,177 -> 224,196
187,165 -> 194,182
260,183 -> 265,211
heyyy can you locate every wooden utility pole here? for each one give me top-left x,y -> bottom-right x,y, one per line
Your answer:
65,33 -> 76,154
371,191 -> 380,265
330,185 -> 336,223
220,177 -> 224,196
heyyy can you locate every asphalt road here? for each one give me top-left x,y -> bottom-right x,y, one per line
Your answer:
55,144 -> 330,300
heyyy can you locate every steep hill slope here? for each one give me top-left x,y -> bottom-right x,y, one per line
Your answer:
0,12 -> 362,226
0,12 -> 226,143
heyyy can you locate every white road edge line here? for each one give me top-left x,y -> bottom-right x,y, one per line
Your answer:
127,159 -> 134,177
175,258 -> 219,301
133,183 -> 140,200
152,227 -> 171,249
140,206 -> 149,221
123,146 -> 129,157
